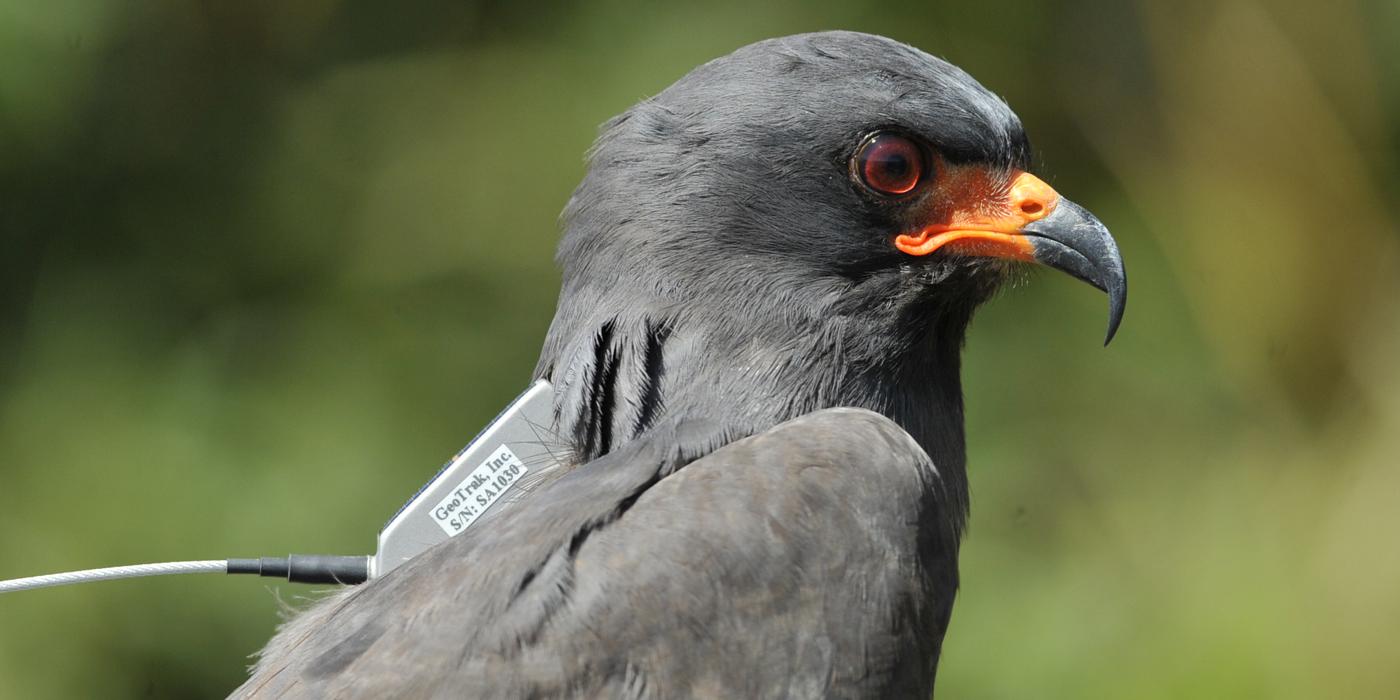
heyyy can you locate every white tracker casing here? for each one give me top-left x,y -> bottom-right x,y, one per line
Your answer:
372,381 -> 565,578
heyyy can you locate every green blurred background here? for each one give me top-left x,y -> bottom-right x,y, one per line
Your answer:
2,0 -> 1397,697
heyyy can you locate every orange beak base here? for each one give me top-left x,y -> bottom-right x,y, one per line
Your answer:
893,169 -> 1060,260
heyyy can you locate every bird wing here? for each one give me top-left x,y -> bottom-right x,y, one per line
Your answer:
234,408 -> 960,699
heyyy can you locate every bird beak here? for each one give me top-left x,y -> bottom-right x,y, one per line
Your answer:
894,170 -> 1127,344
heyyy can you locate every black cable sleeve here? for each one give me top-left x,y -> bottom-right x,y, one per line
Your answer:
287,555 -> 369,584
226,555 -> 369,585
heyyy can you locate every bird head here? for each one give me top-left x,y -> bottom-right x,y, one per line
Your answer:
538,31 -> 1125,481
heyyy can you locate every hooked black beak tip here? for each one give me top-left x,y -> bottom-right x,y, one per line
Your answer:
1022,199 -> 1127,346
1103,269 -> 1126,346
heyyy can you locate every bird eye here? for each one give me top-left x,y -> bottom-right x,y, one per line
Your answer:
854,132 -> 925,196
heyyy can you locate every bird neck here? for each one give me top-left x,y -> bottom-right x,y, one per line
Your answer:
535,280 -> 976,532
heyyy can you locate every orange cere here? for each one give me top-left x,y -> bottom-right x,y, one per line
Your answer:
894,168 -> 1060,261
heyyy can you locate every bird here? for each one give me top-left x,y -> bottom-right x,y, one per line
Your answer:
234,30 -> 1125,699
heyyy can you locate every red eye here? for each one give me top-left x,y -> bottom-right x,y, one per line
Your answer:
854,132 -> 925,196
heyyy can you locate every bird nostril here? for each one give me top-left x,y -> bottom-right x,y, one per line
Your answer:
1019,201 -> 1044,216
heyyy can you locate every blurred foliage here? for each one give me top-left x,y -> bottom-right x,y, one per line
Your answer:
1,0 -> 1396,697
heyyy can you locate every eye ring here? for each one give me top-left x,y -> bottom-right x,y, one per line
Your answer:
852,132 -> 927,197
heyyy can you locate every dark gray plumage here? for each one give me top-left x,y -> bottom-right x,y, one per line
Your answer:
240,410 -> 957,697
236,30 -> 1123,699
